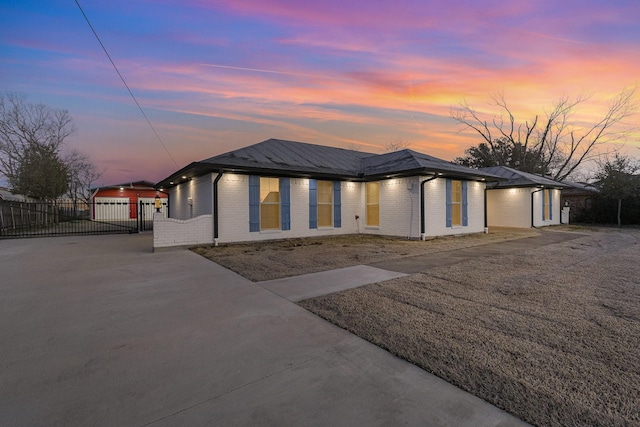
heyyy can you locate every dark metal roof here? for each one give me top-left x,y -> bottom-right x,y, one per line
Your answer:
362,149 -> 502,180
479,166 -> 568,188
156,139 -> 504,188
201,138 -> 373,176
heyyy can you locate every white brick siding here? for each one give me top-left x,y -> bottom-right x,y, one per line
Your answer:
168,175 -> 212,220
153,212 -> 213,249
486,188 -> 532,228
487,188 -> 562,228
217,174 -> 363,243
156,173 -> 488,247
422,177 -> 486,237
359,177 -> 420,238
533,188 -> 562,227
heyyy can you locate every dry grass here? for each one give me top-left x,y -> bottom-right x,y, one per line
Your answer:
299,230 -> 640,427
191,228 -> 539,282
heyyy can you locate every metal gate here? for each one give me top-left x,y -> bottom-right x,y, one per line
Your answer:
0,199 -> 139,238
137,198 -> 168,231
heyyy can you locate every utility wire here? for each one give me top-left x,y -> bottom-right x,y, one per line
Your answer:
74,0 -> 179,169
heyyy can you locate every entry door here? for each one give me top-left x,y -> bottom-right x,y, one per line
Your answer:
129,198 -> 138,219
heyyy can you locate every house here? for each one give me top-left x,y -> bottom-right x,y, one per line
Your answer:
154,139 -> 503,248
0,186 -> 34,202
479,166 -> 568,228
91,181 -> 168,221
561,181 -> 599,223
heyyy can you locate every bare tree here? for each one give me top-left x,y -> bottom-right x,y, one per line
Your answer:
0,93 -> 76,188
346,142 -> 362,152
65,148 -> 104,205
451,87 -> 638,181
384,137 -> 411,152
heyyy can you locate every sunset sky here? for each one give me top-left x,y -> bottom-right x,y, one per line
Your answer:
2,0 -> 639,185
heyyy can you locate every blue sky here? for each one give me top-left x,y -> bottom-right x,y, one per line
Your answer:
2,0 -> 639,185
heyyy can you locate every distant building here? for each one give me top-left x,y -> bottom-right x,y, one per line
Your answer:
0,187 -> 33,202
560,181 -> 600,223
91,181 -> 168,220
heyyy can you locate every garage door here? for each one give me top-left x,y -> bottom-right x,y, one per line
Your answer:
93,197 -> 130,220
139,197 -> 168,219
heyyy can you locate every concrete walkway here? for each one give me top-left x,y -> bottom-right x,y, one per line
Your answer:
258,265 -> 408,301
0,233 -> 529,426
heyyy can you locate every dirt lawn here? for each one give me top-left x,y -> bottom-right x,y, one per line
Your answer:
192,228 -> 539,282
192,227 -> 640,427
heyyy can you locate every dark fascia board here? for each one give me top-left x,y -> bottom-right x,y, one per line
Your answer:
362,167 -> 504,182
156,163 -> 506,189
488,182 -> 567,190
155,162 -> 214,188
156,162 -> 360,188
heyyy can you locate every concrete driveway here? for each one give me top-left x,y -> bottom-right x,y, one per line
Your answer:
0,234 -> 528,426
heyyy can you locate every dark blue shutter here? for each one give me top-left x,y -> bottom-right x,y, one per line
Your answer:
333,181 -> 341,228
549,189 -> 553,220
445,179 -> 452,228
462,181 -> 468,226
249,175 -> 260,232
309,179 -> 317,229
542,189 -> 546,221
280,178 -> 290,230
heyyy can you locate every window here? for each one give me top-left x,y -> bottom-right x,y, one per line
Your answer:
249,176 -> 290,232
451,180 -> 462,226
309,180 -> 341,229
543,189 -> 552,221
366,181 -> 380,226
446,179 -> 468,227
317,180 -> 333,227
260,177 -> 280,230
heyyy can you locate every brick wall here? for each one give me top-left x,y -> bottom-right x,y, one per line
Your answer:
487,188 -> 562,228
156,173 -> 488,248
217,174 -> 363,243
356,177 -> 419,238
168,175 -> 212,220
532,188 -> 562,227
487,188 -> 532,227
422,178 -> 486,237
153,212 -> 213,250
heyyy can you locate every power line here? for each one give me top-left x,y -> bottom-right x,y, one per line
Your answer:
74,0 -> 179,169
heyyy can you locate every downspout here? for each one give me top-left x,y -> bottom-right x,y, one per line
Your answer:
531,187 -> 544,228
213,171 -> 223,246
420,175 -> 439,241
558,189 -> 564,225
484,181 -> 500,233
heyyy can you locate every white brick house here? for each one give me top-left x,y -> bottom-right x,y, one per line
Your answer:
154,139 -> 503,249
480,166 -> 567,228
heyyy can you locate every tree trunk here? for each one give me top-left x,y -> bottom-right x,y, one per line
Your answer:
617,199 -> 622,227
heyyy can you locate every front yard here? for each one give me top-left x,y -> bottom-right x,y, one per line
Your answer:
192,227 -> 538,282
192,227 -> 640,427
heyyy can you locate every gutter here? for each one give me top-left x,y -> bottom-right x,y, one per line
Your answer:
419,175 -> 439,240
531,187 -> 544,228
213,171 -> 223,246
